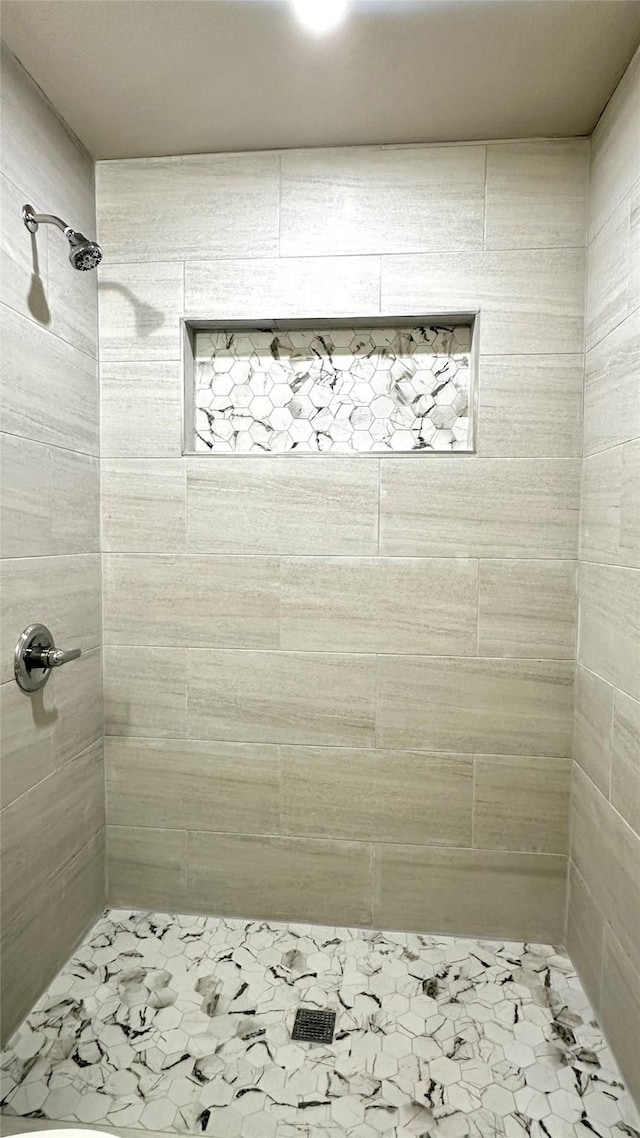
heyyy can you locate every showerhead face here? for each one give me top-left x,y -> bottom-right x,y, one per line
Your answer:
66,230 -> 102,271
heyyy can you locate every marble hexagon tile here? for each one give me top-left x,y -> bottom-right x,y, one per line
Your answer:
1,909 -> 639,1138
192,323 -> 473,454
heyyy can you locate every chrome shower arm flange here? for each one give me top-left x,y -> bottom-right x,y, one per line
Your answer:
22,204 -> 69,234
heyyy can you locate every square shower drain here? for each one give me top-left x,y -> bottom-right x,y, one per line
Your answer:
291,1007 -> 336,1043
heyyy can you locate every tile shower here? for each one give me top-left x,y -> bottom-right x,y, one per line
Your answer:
0,36 -> 639,1138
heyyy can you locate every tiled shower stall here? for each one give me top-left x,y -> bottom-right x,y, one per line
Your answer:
0,34 -> 638,1138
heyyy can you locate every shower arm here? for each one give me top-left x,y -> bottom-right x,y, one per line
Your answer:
22,204 -> 72,235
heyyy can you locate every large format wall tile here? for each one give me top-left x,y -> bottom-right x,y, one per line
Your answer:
473,755 -> 571,854
565,862 -> 605,1009
578,563 -> 640,700
0,555 -> 101,685
478,559 -> 576,659
571,765 -> 640,978
0,829 -> 104,1043
103,554 -> 280,648
188,650 -> 376,746
106,737 -> 279,835
377,656 -> 573,757
589,46 -> 640,240
1,304 -> 98,454
185,256 -> 381,320
97,154 -> 280,263
187,458 -> 379,555
104,646 -> 187,738
610,690 -> 640,834
98,262 -> 183,361
583,310 -> 640,455
279,145 -> 485,256
484,141 -> 588,250
0,170 -> 49,326
477,355 -> 583,458
374,844 -> 566,941
280,557 -> 477,655
280,747 -> 473,847
573,664 -> 614,796
100,361 -> 182,458
0,741 -> 104,933
379,458 -> 579,558
381,248 -> 585,355
188,831 -> 373,927
586,195 -> 634,351
107,826 -> 187,911
102,460 -> 186,554
600,930 -> 640,1104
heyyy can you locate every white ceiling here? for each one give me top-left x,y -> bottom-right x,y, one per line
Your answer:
2,0 -> 640,160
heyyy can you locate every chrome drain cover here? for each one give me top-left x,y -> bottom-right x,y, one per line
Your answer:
291,1007 -> 336,1043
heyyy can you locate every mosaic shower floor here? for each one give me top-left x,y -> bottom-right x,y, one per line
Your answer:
1,909 -> 639,1138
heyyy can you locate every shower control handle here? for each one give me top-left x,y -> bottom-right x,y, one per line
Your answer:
14,623 -> 82,693
28,644 -> 82,669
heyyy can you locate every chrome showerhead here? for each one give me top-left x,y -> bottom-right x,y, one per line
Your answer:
22,204 -> 103,272
66,229 -> 103,271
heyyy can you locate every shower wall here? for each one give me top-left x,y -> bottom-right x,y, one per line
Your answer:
0,46 -> 104,1042
97,138 -> 587,941
567,45 -> 640,1101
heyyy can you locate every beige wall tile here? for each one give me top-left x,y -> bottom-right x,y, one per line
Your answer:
600,929 -> 640,1105
478,559 -> 576,659
381,248 -> 585,355
1,304 -> 98,454
377,656 -> 573,757
578,563 -> 640,700
103,554 -> 280,648
584,309 -> 640,456
104,646 -> 187,738
50,449 -> 100,555
586,196 -> 632,351
100,361 -> 182,458
573,664 -> 613,796
0,829 -> 104,1045
0,433 -> 51,558
280,145 -> 485,256
107,825 -> 187,911
610,690 -> 640,834
565,861 -> 605,1011
580,446 -> 623,564
46,230 -> 98,361
621,439 -> 640,568
0,554 -> 101,685
187,457 -> 378,555
97,154 -> 279,263
184,255 -> 381,319
379,458 -> 579,558
97,262 -> 183,361
0,740 -> 104,933
102,459 -> 186,553
473,755 -> 571,854
188,650 -> 376,746
281,747 -> 473,846
106,737 -> 279,834
0,679 -> 55,808
0,171 -> 49,326
589,46 -> 640,240
280,557 -> 477,655
477,355 -> 583,458
53,648 -> 103,775
485,141 -> 589,250
374,844 -> 566,941
571,765 -> 640,977
0,45 -> 95,239
188,831 -> 373,927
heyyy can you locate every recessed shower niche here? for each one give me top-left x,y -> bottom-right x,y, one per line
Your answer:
183,316 -> 477,455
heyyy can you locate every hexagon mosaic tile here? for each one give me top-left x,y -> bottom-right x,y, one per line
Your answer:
2,909 -> 639,1138
192,324 -> 473,453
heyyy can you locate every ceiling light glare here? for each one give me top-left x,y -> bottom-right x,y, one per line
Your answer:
292,0 -> 347,34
